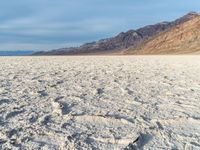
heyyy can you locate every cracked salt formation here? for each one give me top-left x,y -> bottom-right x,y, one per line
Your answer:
0,56 -> 200,149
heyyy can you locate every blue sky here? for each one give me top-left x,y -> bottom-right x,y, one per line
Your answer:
0,0 -> 200,51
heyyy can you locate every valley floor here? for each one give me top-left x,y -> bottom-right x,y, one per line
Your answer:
0,56 -> 200,149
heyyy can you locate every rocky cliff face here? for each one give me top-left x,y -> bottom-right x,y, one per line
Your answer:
33,12 -> 199,55
125,13 -> 200,54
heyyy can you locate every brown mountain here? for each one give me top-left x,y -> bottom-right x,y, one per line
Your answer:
125,13 -> 200,55
33,12 -> 199,55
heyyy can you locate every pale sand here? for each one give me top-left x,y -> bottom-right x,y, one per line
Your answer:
0,56 -> 200,149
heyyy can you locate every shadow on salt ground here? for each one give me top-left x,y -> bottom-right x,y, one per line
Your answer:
125,133 -> 153,150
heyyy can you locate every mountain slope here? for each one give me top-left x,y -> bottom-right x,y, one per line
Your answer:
125,14 -> 200,55
33,12 -> 199,55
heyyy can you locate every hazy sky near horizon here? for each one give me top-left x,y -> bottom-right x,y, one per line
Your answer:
0,0 -> 200,51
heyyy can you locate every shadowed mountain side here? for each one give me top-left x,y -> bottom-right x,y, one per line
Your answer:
33,12 -> 199,55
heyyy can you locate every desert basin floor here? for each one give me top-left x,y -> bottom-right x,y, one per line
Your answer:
0,56 -> 200,150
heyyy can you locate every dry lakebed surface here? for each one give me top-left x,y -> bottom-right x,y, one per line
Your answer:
0,56 -> 200,150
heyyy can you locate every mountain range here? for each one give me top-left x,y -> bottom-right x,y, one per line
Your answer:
33,12 -> 200,55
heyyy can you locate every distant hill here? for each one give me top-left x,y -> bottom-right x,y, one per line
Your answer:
0,51 -> 35,56
33,12 -> 199,55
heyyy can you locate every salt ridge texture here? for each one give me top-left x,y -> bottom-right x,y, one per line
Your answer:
0,56 -> 200,149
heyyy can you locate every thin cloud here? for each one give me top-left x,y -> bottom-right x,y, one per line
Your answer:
0,0 -> 200,51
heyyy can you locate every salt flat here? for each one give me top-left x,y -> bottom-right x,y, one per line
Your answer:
0,56 -> 200,150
